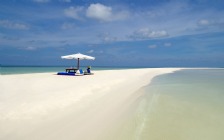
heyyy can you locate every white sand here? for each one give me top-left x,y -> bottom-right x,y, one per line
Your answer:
0,68 -> 181,140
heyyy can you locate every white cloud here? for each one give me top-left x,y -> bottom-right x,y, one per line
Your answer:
59,0 -> 71,2
164,42 -> 172,47
197,19 -> 224,27
86,3 -> 128,22
87,50 -> 94,53
98,33 -> 117,42
198,19 -> 210,26
148,45 -> 157,49
64,6 -> 83,20
112,11 -> 129,21
103,36 -> 117,42
86,3 -> 112,21
99,50 -> 104,53
33,0 -> 50,3
24,46 -> 37,51
129,28 -> 169,40
61,22 -> 75,29
0,20 -> 29,30
63,3 -> 129,22
195,19 -> 224,33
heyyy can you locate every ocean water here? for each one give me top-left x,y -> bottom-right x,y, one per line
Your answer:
114,69 -> 224,140
0,66 -> 67,75
0,66 -> 138,75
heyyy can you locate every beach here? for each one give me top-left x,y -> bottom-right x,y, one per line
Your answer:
0,68 -> 180,140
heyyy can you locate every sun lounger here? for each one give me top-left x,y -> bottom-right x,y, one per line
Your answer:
57,69 -> 84,76
75,69 -> 84,76
57,72 -> 75,76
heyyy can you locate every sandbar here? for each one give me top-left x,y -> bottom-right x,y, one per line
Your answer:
0,68 -> 181,140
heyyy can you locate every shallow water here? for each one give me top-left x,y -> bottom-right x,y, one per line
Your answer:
137,69 -> 224,140
111,69 -> 224,140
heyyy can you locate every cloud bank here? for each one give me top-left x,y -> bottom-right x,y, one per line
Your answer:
64,3 -> 129,22
0,20 -> 29,30
64,6 -> 83,20
86,3 -> 113,21
33,0 -> 51,3
129,28 -> 169,40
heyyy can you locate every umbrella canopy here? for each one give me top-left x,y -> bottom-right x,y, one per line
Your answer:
61,53 -> 95,69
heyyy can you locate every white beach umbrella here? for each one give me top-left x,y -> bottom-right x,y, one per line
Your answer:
61,53 -> 95,69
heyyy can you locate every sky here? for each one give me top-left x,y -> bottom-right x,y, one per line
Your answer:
0,0 -> 224,67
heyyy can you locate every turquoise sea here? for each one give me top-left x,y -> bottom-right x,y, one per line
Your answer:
117,69 -> 224,140
0,66 -> 141,75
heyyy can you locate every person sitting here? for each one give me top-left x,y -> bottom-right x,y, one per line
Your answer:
87,66 -> 91,73
85,66 -> 93,75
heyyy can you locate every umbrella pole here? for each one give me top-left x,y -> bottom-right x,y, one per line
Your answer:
77,58 -> 80,69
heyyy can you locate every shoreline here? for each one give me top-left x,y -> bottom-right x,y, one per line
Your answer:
1,66 -> 223,75
0,68 -> 181,140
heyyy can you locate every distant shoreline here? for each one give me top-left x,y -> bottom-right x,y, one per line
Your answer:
1,66 -> 223,75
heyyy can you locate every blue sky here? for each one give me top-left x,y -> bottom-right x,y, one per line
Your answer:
0,0 -> 224,67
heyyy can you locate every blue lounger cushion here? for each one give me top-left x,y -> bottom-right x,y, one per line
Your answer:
57,72 -> 75,76
79,69 -> 84,74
